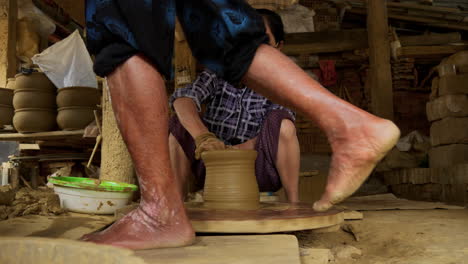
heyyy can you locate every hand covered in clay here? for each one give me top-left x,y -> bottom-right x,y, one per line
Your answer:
194,132 -> 227,159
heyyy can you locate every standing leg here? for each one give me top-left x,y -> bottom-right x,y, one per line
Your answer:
243,45 -> 400,211
81,55 -> 195,249
276,119 -> 300,203
169,133 -> 192,199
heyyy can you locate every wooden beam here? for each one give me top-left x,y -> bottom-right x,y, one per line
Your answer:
350,0 -> 464,13
283,30 -> 368,55
52,0 -> 85,26
367,0 -> 394,120
0,130 -> 84,141
397,45 -> 468,57
283,31 -> 461,56
348,8 -> 468,31
399,32 -> 462,46
387,2 -> 462,13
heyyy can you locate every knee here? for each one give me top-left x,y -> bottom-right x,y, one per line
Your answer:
279,119 -> 297,141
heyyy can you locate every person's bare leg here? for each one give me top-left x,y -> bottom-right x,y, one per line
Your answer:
276,119 -> 300,203
169,133 -> 192,199
233,121 -> 299,203
243,45 -> 400,211
81,55 -> 195,249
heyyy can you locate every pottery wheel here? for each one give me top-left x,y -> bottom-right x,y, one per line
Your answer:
186,202 -> 344,233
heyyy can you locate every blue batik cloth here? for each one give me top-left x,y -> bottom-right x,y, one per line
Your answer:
85,0 -> 268,83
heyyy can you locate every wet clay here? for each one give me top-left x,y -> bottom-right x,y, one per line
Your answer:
201,149 -> 260,210
0,187 -> 64,220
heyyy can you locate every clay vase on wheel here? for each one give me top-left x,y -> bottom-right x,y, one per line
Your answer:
0,104 -> 14,127
13,108 -> 57,133
202,149 -> 260,210
57,87 -> 100,108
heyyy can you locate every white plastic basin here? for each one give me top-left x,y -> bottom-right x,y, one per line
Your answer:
54,185 -> 133,215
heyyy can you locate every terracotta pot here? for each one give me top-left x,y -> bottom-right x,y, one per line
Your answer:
57,86 -> 100,107
0,88 -> 13,106
15,72 -> 55,91
0,104 -> 14,127
13,88 -> 56,109
202,149 -> 260,210
13,108 -> 57,133
57,106 -> 96,131
6,78 -> 16,89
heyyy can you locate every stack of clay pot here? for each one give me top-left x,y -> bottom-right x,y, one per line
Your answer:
427,51 -> 468,169
12,72 -> 57,133
57,87 -> 99,130
0,85 -> 14,129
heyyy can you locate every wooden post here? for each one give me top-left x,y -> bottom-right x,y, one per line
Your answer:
0,0 -> 17,87
174,19 -> 196,89
367,0 -> 394,120
99,82 -> 136,184
10,166 -> 19,190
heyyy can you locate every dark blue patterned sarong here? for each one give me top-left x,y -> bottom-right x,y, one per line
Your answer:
85,0 -> 268,83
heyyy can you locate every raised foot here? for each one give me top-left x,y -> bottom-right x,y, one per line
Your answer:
80,206 -> 195,250
313,119 -> 400,212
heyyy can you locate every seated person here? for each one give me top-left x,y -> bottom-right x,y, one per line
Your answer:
169,9 -> 299,203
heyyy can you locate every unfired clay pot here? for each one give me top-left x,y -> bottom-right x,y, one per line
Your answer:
13,108 -> 57,133
15,72 -> 55,90
0,88 -> 13,106
6,78 -> 16,89
57,86 -> 100,107
13,88 -> 56,109
202,149 -> 260,210
57,106 -> 96,130
0,104 -> 14,127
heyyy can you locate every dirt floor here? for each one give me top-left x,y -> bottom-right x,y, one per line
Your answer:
296,209 -> 468,264
0,196 -> 467,263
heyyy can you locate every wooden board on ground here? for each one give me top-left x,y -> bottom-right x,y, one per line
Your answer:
0,213 -> 113,239
339,193 -> 464,211
0,237 -> 145,264
430,117 -> 468,146
136,235 -> 301,264
186,202 -> 343,233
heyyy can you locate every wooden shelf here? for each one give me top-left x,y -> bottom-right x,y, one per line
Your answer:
0,130 -> 85,141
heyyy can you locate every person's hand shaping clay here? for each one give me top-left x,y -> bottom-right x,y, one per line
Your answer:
194,132 -> 226,159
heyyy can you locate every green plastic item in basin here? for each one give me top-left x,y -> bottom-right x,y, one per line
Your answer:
49,177 -> 138,193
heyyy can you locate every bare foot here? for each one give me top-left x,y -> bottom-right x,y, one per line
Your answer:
313,118 -> 400,212
81,203 -> 195,250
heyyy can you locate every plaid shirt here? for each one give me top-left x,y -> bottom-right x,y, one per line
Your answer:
170,70 -> 295,145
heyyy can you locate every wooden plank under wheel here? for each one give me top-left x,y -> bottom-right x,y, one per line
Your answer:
186,202 -> 344,233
